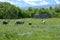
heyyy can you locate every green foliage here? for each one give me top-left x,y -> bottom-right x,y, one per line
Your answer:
0,2 -> 22,19
0,2 -> 60,19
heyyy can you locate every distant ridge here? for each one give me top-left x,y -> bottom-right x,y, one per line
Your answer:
20,4 -> 60,9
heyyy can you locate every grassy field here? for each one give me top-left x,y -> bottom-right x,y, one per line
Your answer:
0,18 -> 60,40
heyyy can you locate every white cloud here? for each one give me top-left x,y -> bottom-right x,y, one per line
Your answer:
0,0 -> 19,5
55,0 -> 60,4
0,0 -> 12,3
0,0 -> 6,2
0,0 -> 21,2
17,0 -> 21,1
1,0 -> 59,7
23,0 -> 49,6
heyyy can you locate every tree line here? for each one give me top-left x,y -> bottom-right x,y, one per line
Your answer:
0,2 -> 60,19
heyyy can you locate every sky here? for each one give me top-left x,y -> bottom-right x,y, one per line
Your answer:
0,0 -> 60,8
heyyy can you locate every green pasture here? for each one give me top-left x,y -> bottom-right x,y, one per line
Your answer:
0,18 -> 60,40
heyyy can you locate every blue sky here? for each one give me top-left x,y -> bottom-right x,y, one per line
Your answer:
0,0 -> 60,8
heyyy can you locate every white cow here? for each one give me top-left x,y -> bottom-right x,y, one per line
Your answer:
41,19 -> 46,24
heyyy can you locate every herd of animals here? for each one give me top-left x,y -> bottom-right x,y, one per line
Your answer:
2,19 -> 46,25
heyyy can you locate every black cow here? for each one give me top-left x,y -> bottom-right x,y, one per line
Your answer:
3,20 -> 8,25
16,20 -> 24,24
29,22 -> 32,25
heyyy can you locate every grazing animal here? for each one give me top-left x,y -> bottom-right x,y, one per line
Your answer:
29,22 -> 32,25
41,19 -> 46,24
16,20 -> 24,24
3,20 -> 8,25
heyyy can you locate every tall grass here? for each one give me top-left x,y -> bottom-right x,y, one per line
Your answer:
0,18 -> 60,40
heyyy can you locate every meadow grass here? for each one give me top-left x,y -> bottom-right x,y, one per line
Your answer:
0,18 -> 60,40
